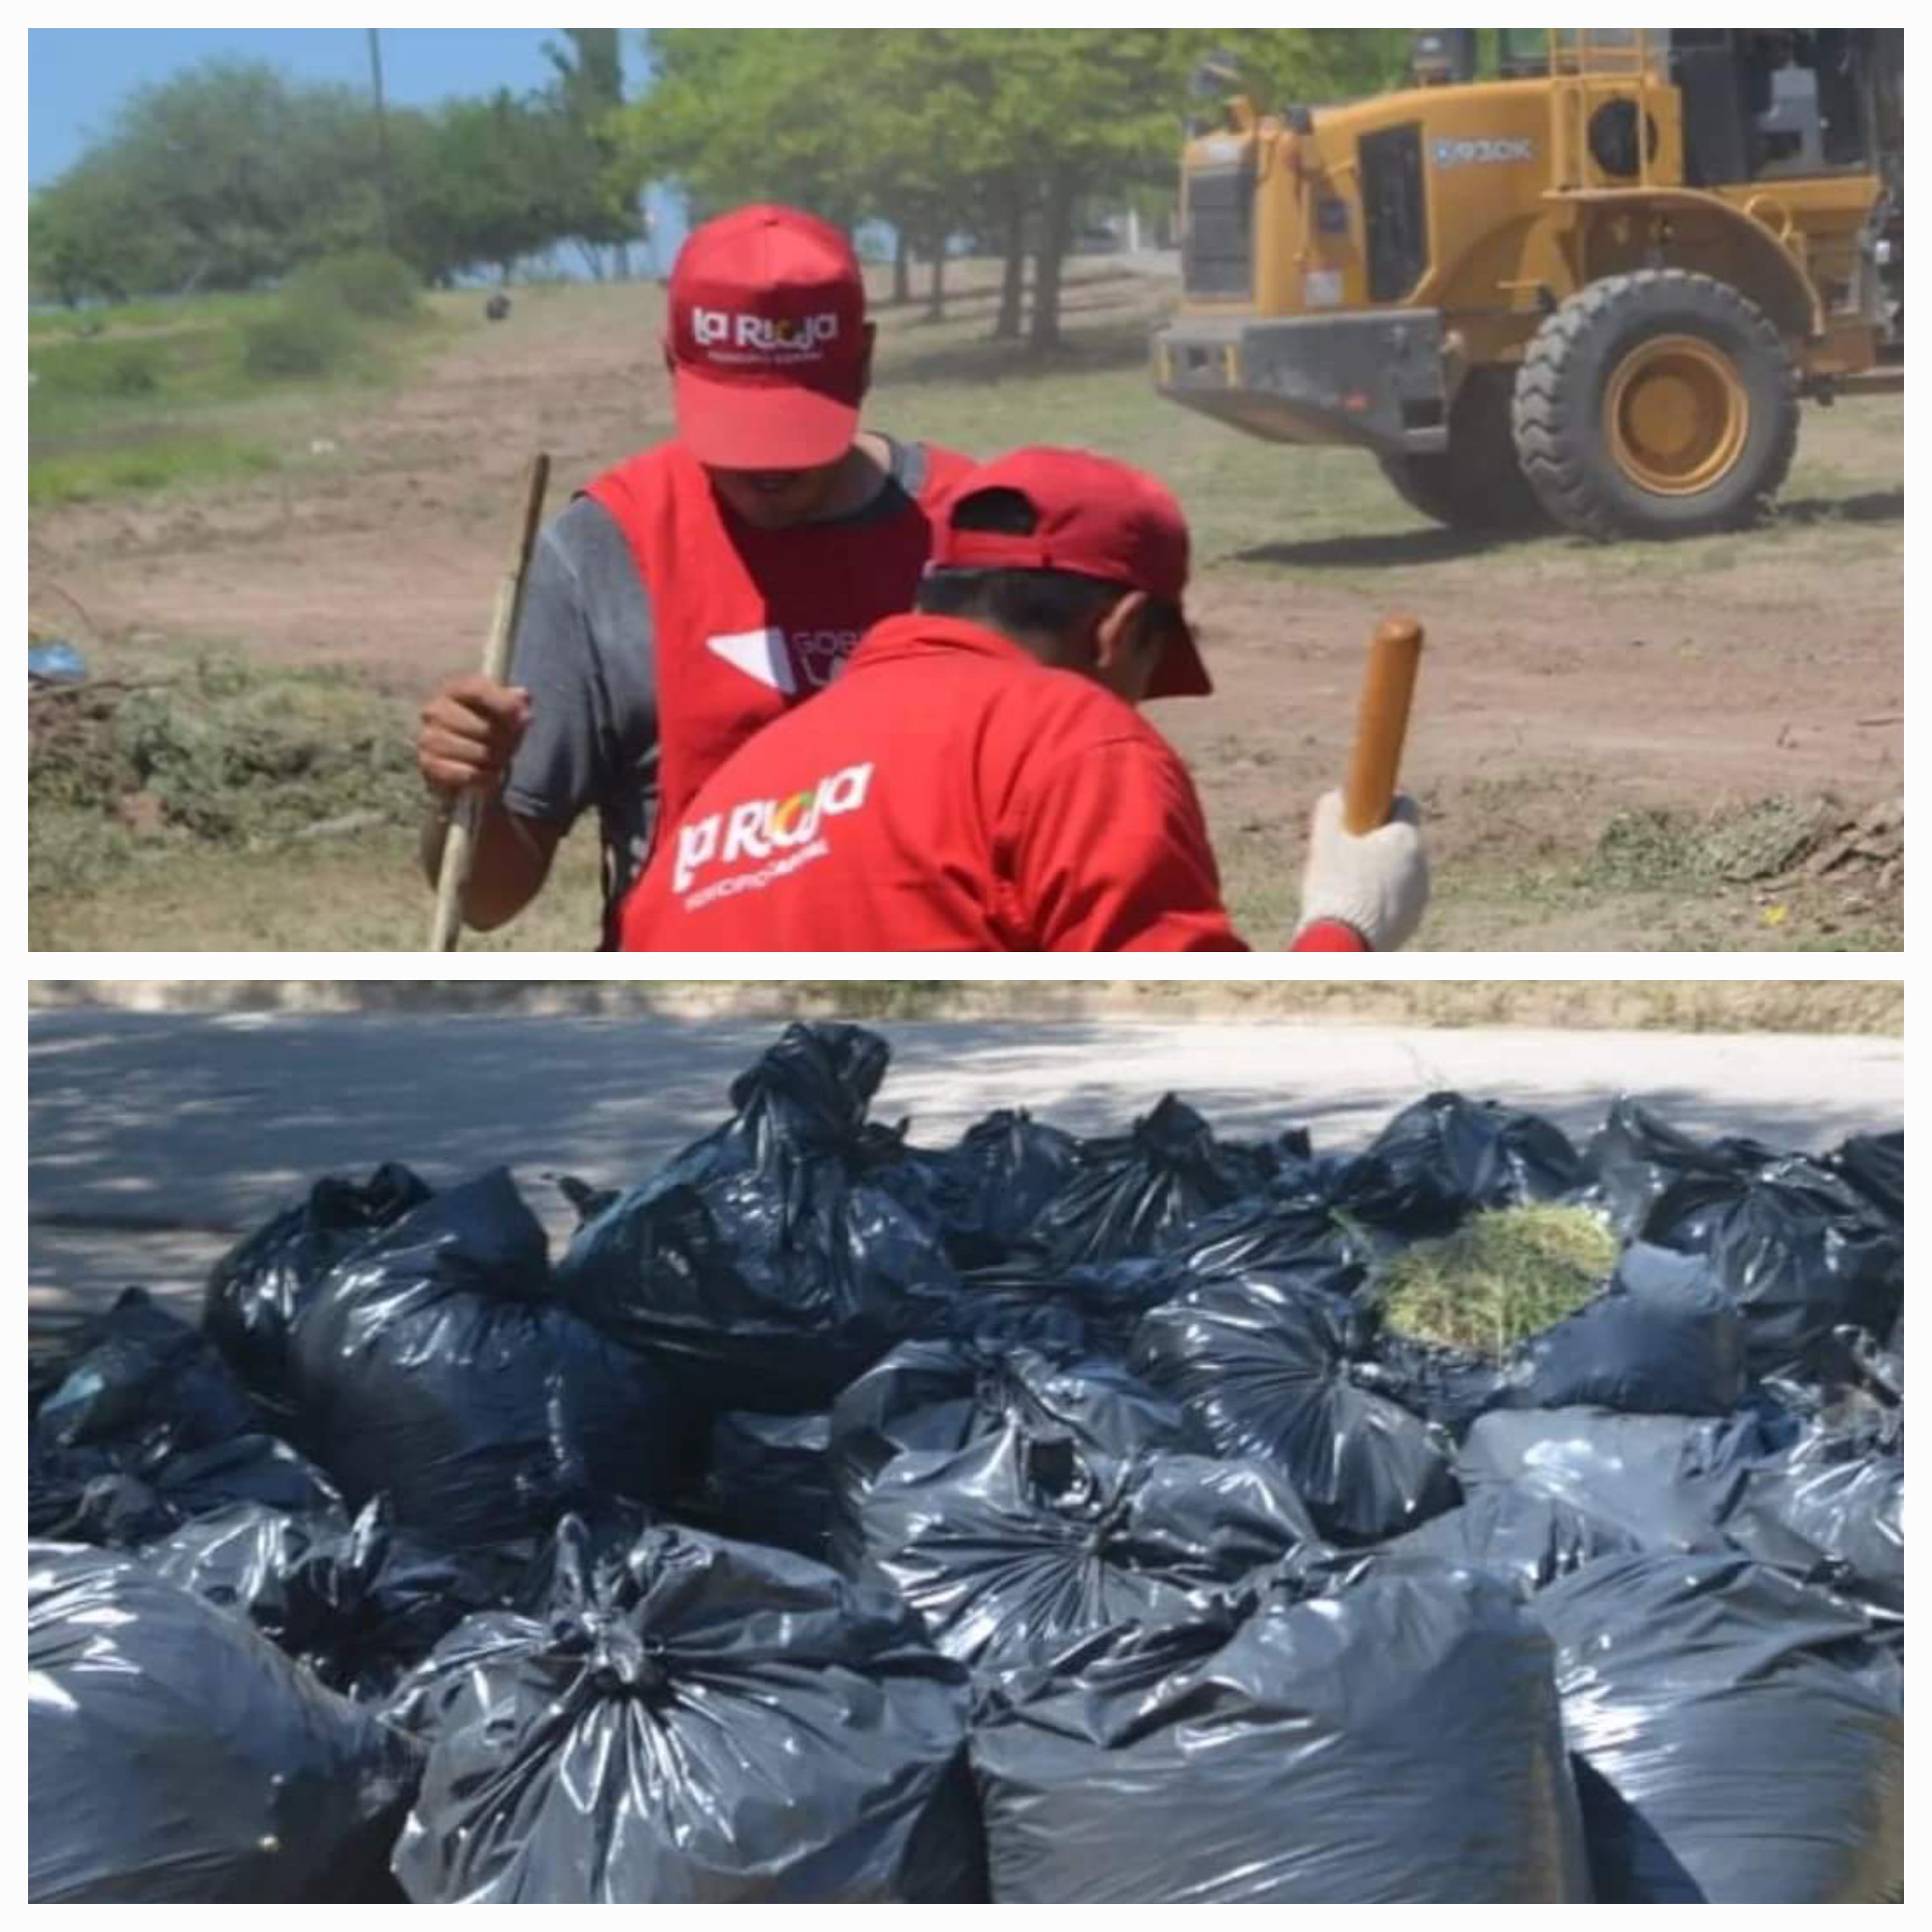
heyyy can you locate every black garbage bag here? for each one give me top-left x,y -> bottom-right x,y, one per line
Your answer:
1158,1171 -> 1377,1295
204,1162 -> 433,1419
386,1520 -> 983,1902
1587,1097 -> 1779,1235
1530,1552 -> 1903,1901
854,1426 -> 1322,1672
287,1169 -> 682,1550
957,1254 -> 1187,1356
1496,1244 -> 1748,1415
31,1288 -> 344,1546
1458,1406 -> 1782,1552
1133,1270 -> 1459,1544
922,1108 -> 1082,1267
826,1337 -> 1198,1572
37,1286 -> 258,1456
691,1409 -> 836,1562
30,1426 -> 343,1548
553,1024 -> 962,1413
1823,1128 -> 1904,1226
1028,1094 -> 1271,1265
1801,1321 -> 1904,1408
1371,1486 -> 1641,1595
1719,1419 -> 1904,1617
1360,1091 -> 1587,1231
942,1271 -> 1098,1352
28,1544 -> 422,1902
1354,1330 -> 1512,1438
1640,1157 -> 1902,1379
970,1556 -> 1589,1902
143,1496 -> 512,1699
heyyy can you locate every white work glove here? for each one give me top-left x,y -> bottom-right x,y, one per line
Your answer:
1295,788 -> 1429,951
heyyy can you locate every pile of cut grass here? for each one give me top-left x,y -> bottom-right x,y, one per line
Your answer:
1377,1203 -> 1619,1360
29,649 -> 422,910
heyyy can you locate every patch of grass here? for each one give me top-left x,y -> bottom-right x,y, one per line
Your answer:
286,250 -> 421,321
1376,1204 -> 1619,1360
32,338 -> 165,398
29,289 -> 284,341
241,300 -> 358,379
28,435 -> 282,508
28,284 -> 448,507
28,820 -> 610,953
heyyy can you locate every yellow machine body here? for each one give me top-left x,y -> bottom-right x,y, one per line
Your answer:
1156,32 -> 1894,464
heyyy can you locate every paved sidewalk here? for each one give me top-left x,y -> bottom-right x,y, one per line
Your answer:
30,1008 -> 1902,1321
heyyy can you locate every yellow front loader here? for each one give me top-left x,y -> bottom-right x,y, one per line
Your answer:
1155,30 -> 1903,539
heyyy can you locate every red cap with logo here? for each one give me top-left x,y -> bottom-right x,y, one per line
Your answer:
666,204 -> 869,470
932,446 -> 1212,698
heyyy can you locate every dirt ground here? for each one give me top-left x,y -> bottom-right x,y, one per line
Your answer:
28,262 -> 1904,951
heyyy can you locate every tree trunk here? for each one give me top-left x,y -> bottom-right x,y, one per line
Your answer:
995,194 -> 1026,340
1029,178 -> 1075,351
924,246 -> 946,321
891,233 -> 912,307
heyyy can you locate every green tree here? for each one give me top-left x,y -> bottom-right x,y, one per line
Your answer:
396,92 -> 578,284
625,32 -> 873,231
626,32 -> 1010,321
28,58 -> 400,300
30,154 -> 174,306
541,29 -> 649,277
1203,29 -> 1410,111
621,30 -> 1414,347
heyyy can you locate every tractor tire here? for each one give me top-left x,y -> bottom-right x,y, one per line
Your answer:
1377,370 -> 1549,533
1512,269 -> 1799,540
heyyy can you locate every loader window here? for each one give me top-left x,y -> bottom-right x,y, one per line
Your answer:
1742,31 -> 1875,178
1360,123 -> 1428,304
1495,30 -> 1548,78
1182,165 -> 1255,299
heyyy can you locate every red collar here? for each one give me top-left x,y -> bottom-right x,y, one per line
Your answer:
847,612 -> 1044,674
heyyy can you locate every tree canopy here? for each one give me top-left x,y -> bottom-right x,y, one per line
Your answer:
622,29 -> 1409,343
30,31 -> 1408,317
29,45 -> 649,305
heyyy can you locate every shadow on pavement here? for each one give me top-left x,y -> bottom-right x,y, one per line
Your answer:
30,1011 -> 1900,1318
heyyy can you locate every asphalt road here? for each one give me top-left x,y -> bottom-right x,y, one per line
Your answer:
30,1008 -> 1902,1325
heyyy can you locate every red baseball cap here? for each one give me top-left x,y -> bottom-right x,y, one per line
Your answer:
666,205 -> 869,470
932,447 -> 1212,698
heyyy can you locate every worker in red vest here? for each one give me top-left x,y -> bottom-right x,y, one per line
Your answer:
415,205 -> 973,942
619,447 -> 1429,952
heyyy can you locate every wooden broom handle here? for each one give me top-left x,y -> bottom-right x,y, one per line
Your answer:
1341,616 -> 1425,835
428,453 -> 551,952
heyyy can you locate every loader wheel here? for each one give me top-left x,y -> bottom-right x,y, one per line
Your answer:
1513,270 -> 1799,540
1377,370 -> 1548,533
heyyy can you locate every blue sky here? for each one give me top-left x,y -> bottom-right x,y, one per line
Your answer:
28,28 -> 606,186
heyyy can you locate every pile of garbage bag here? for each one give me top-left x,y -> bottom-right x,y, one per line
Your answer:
25,1024 -> 1904,1902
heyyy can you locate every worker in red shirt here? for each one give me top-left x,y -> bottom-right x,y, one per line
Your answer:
619,446 -> 1428,951
415,205 -> 973,943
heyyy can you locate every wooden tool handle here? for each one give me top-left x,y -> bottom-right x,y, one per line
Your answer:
428,453 -> 551,952
1341,615 -> 1425,835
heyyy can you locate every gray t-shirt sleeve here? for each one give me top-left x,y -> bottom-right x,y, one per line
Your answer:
501,496 -> 659,840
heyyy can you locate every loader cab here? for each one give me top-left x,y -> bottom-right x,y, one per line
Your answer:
1662,30 -> 1895,187
1407,29 -> 1898,189
1409,32 -> 1478,87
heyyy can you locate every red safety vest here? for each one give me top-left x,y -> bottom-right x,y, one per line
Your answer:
584,439 -> 973,843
